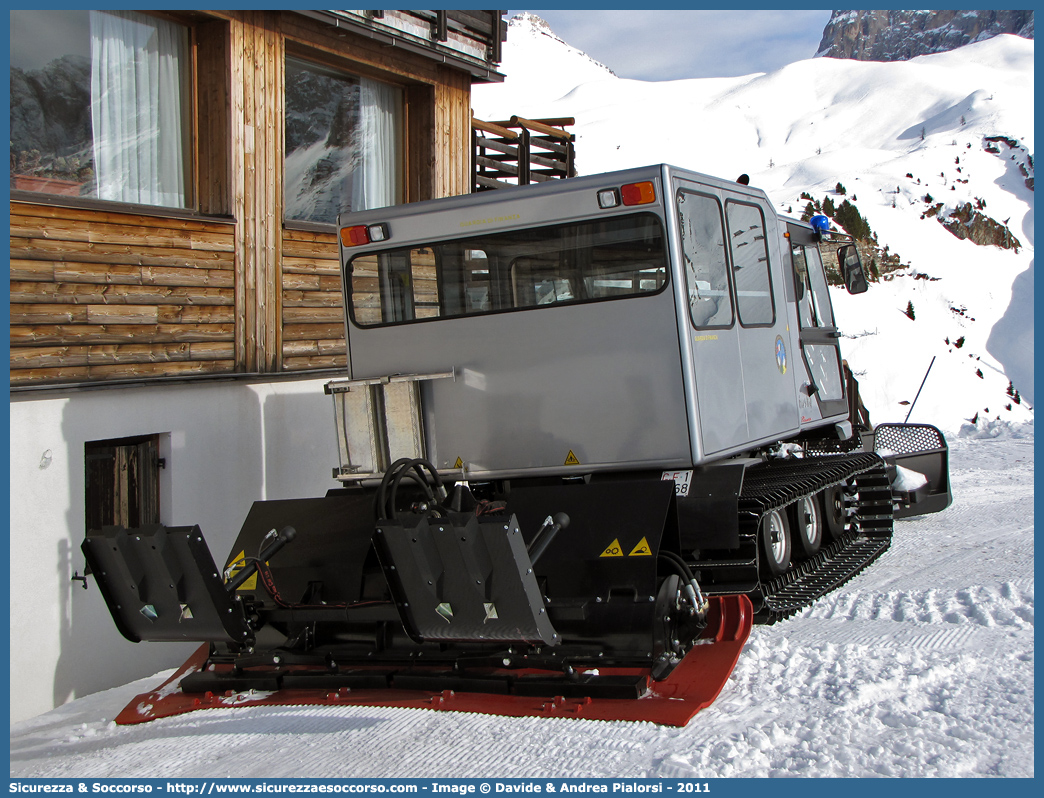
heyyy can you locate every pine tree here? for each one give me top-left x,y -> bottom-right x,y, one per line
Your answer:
905,301 -> 916,320
834,200 -> 873,241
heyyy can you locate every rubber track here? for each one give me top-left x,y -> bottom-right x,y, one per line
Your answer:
697,453 -> 894,624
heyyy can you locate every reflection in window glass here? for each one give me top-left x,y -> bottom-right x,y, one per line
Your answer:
792,245 -> 816,328
804,344 -> 844,401
350,214 -> 667,327
10,9 -> 189,207
678,191 -> 732,328
793,245 -> 836,329
726,203 -> 774,326
285,57 -> 403,224
804,246 -> 834,328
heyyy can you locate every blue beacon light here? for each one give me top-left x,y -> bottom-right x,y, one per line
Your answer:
809,214 -> 831,235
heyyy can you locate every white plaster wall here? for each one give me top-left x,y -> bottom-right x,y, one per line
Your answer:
9,376 -> 339,723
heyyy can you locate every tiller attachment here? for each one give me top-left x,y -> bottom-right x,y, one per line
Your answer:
85,463 -> 753,728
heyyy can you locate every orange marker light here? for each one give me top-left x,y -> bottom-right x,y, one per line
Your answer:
340,225 -> 370,247
621,181 -> 656,206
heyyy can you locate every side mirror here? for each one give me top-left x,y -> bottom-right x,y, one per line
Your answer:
838,244 -> 869,294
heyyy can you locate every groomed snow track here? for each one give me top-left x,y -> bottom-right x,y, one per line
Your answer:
695,454 -> 894,623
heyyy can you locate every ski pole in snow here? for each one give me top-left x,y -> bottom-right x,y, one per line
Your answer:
905,356 -> 936,423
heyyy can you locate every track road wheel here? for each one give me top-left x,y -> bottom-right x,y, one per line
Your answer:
820,484 -> 847,541
759,509 -> 791,576
791,495 -> 823,557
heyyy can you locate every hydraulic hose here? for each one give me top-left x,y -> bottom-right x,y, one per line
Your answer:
377,457 -> 447,520
658,550 -> 708,618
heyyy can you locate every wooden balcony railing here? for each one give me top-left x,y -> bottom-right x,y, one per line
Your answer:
472,116 -> 576,191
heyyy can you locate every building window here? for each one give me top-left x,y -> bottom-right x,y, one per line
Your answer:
85,434 -> 161,534
10,9 -> 190,208
284,56 -> 403,224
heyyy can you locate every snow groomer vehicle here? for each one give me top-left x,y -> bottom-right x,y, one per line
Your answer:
84,165 -> 951,726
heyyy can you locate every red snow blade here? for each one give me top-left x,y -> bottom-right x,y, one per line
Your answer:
115,595 -> 751,728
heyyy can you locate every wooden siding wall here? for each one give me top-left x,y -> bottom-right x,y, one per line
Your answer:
10,10 -> 478,386
10,203 -> 237,382
230,11 -> 284,373
281,228 -> 344,371
435,68 -> 474,200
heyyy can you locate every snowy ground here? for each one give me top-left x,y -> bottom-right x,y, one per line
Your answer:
10,428 -> 1033,778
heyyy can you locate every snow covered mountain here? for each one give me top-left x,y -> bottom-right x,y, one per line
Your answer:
473,15 -> 1035,436
816,9 -> 1034,62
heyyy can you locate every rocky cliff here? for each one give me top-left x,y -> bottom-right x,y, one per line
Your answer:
816,10 -> 1034,61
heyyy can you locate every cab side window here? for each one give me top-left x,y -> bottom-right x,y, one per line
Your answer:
792,244 -> 835,329
725,202 -> 774,326
678,191 -> 733,329
792,245 -> 816,328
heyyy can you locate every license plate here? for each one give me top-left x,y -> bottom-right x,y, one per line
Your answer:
661,469 -> 693,497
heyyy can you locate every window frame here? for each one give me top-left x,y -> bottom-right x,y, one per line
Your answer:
282,51 -> 407,229
792,243 -> 835,330
677,189 -> 736,331
723,199 -> 776,328
84,433 -> 162,536
9,9 -> 198,214
346,212 -> 671,329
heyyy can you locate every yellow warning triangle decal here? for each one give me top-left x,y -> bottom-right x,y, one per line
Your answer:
628,537 -> 653,556
454,457 -> 464,469
564,450 -> 581,466
600,539 -> 624,557
226,550 -> 257,590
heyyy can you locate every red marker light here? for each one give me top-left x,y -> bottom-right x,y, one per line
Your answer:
621,181 -> 656,206
340,225 -> 370,247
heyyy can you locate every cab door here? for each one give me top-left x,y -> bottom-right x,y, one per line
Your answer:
676,181 -> 799,460
788,224 -> 847,420
676,186 -> 747,457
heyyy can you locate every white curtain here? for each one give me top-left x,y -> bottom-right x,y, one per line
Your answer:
89,10 -> 187,207
351,78 -> 403,211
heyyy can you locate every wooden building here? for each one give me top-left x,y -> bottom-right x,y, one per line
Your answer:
10,9 -> 507,385
8,8 -> 508,724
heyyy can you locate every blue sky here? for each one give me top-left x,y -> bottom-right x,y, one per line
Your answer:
508,9 -> 833,80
